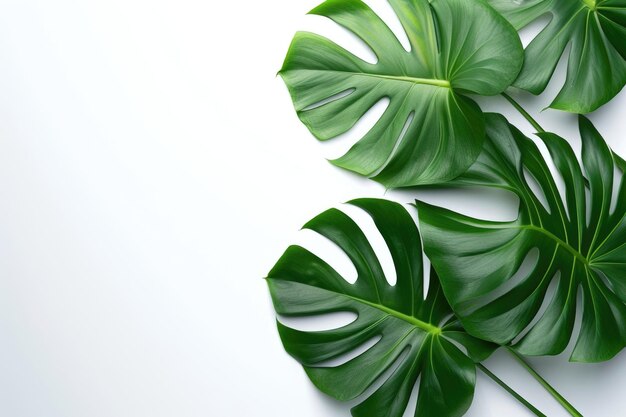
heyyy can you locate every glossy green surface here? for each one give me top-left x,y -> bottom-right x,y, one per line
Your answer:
267,199 -> 496,417
487,0 -> 626,113
280,0 -> 523,187
418,114 -> 626,362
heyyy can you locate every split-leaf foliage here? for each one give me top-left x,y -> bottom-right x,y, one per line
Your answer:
418,114 -> 626,363
487,0 -> 626,113
270,0 -> 626,415
280,0 -> 523,187
267,199 -> 496,417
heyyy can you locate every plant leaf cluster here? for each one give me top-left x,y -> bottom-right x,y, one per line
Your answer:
486,0 -> 626,113
268,0 -> 626,415
418,114 -> 626,363
280,0 -> 523,187
268,199 -> 495,417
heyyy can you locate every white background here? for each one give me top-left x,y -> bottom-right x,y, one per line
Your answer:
0,0 -> 624,416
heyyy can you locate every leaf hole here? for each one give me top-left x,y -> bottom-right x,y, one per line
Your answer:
439,312 -> 456,328
421,265 -> 433,304
585,187 -> 592,227
370,111 -> 415,178
542,41 -> 572,104
429,2 -> 442,54
340,204 -> 397,287
315,335 -> 383,368
363,0 -> 412,52
610,164 -> 622,215
348,345 -> 413,404
468,248 -> 540,313
302,88 -> 356,112
518,12 -> 553,48
565,286 -> 584,356
595,269 -> 615,297
543,149 -> 571,220
523,168 -> 552,215
295,228 -> 358,284
301,14 -> 378,64
445,336 -> 473,359
277,311 -> 358,333
511,271 -> 561,345
401,374 -> 420,417
321,97 -> 391,160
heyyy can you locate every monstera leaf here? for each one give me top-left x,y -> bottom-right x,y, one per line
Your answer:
417,113 -> 626,362
280,0 -> 523,187
266,199 -> 496,417
487,0 -> 626,113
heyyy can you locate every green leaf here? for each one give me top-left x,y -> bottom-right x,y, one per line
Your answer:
487,0 -> 626,113
267,199 -> 496,417
280,0 -> 523,187
417,113 -> 626,363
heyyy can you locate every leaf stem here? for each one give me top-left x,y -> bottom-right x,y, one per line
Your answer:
501,92 -> 545,133
477,363 -> 547,417
506,347 -> 584,417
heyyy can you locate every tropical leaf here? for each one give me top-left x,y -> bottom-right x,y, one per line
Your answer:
417,113 -> 626,362
266,199 -> 496,417
279,0 -> 523,187
487,0 -> 626,113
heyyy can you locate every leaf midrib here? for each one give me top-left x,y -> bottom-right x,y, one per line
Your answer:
272,278 -> 441,334
295,68 -> 451,89
352,296 -> 442,334
366,73 -> 451,88
477,222 -> 590,265
524,225 -> 590,265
